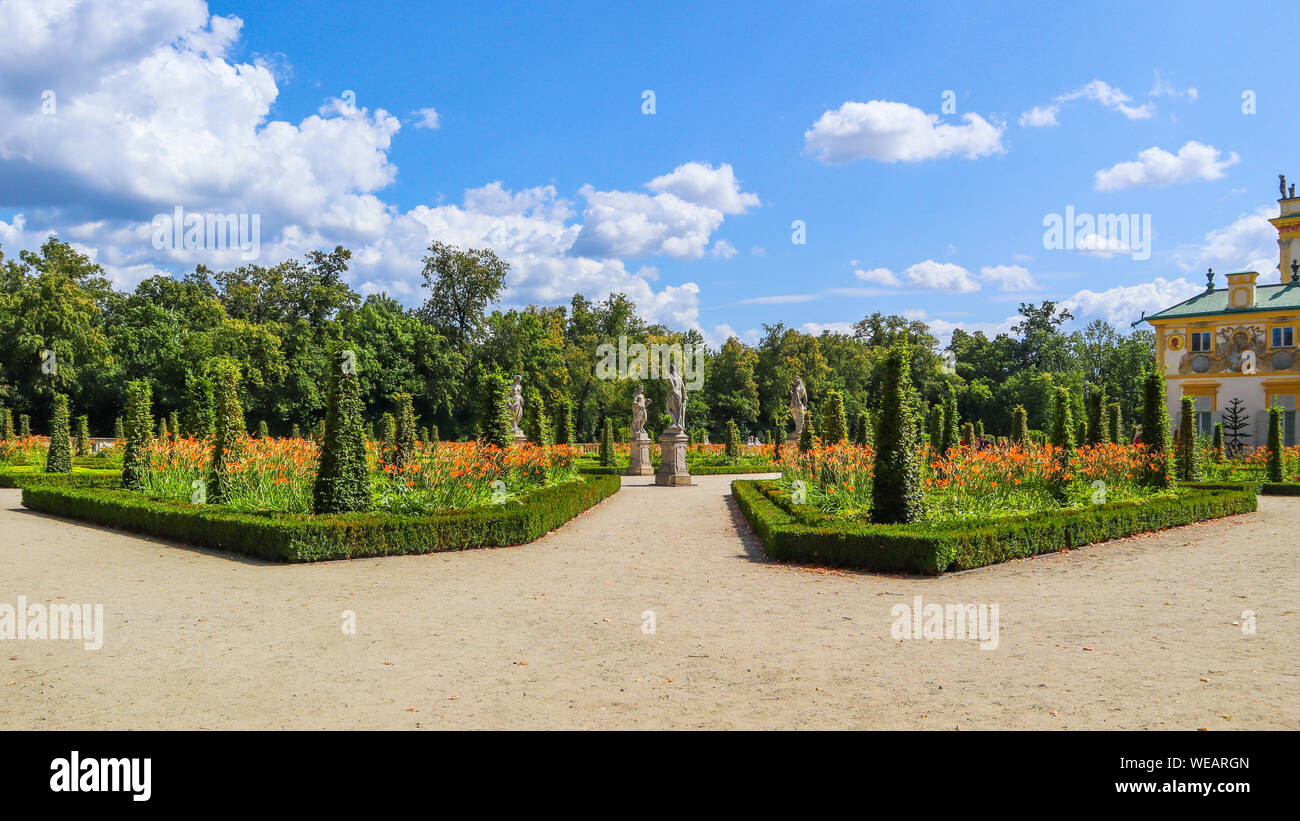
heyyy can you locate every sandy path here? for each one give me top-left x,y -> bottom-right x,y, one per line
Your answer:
0,477 -> 1295,730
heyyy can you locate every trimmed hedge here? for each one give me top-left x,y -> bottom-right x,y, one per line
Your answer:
21,474 -> 620,562
1259,482 -> 1300,496
0,467 -> 121,489
732,479 -> 1258,575
580,463 -> 779,476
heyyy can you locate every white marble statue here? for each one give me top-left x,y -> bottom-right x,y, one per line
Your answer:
508,374 -> 524,437
789,376 -> 807,439
665,363 -> 686,431
631,385 -> 651,439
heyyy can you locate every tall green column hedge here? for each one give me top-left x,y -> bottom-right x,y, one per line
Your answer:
1139,368 -> 1174,490
393,392 -> 418,468
871,345 -> 922,524
1175,395 -> 1201,482
207,363 -> 245,505
1267,405 -> 1284,482
121,381 -> 154,491
44,394 -> 72,474
313,348 -> 371,513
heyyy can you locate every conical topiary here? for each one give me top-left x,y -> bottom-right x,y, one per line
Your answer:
725,419 -> 740,460
121,381 -> 153,491
1267,405 -> 1284,482
18,414 -> 30,437
207,363 -> 245,505
1139,368 -> 1174,490
821,390 -> 847,444
871,344 -> 923,524
113,416 -> 124,440
599,418 -> 615,466
1174,395 -> 1202,481
44,394 -> 72,473
1108,401 -> 1123,444
1,407 -> 13,439
1011,404 -> 1030,447
313,347 -> 371,513
797,415 -> 816,454
480,372 -> 513,448
393,392 -> 417,468
523,390 -> 551,447
75,414 -> 90,457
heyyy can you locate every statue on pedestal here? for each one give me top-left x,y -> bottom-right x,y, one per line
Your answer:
788,376 -> 807,442
665,363 -> 686,431
507,374 -> 525,440
631,385 -> 650,440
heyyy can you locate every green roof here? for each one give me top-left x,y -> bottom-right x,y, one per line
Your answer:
1144,277 -> 1300,322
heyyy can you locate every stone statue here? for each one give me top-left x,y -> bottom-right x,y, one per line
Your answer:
788,377 -> 808,439
508,374 -> 524,437
1291,184 -> 1296,199
1281,174 -> 1287,198
664,363 -> 686,431
631,385 -> 650,439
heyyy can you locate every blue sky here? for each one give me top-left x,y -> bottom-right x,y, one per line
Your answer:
0,0 -> 1293,345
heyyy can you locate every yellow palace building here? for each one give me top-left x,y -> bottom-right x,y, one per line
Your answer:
1144,176 -> 1300,447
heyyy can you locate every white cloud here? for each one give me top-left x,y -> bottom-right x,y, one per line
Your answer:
1062,277 -> 1204,327
0,0 -> 748,332
803,100 -> 1004,164
572,162 -> 759,260
926,315 -> 1019,348
1018,105 -> 1059,128
1056,79 -> 1154,120
1074,233 -> 1133,259
710,239 -> 737,258
412,107 -> 440,129
1149,71 -> 1197,100
853,266 -> 901,286
705,323 -> 760,348
1094,141 -> 1238,191
799,321 -> 856,336
1180,205 -> 1279,275
980,264 -> 1038,291
646,162 -> 759,214
902,260 -> 980,293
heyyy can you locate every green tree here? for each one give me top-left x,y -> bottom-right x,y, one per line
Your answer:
1085,387 -> 1109,445
479,372 -> 514,448
1174,396 -> 1202,481
207,363 -> 245,505
725,419 -> 741,461
313,347 -> 371,513
1139,369 -> 1174,490
393,392 -> 417,468
418,241 -> 510,353
44,394 -> 72,473
1011,405 -> 1030,447
871,345 -> 923,524
524,390 -> 551,447
75,414 -> 90,457
553,396 -> 574,445
1267,405 -> 1284,482
121,381 -> 153,491
1049,387 -> 1076,456
821,389 -> 848,444
599,418 -> 615,467
797,415 -> 816,454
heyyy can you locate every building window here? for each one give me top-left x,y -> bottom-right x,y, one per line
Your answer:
1190,331 -> 1212,352
1195,411 -> 1213,437
1271,326 -> 1295,349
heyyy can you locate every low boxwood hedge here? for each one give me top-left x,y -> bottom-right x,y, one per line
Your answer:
0,466 -> 122,489
580,463 -> 779,476
21,474 -> 620,562
732,479 -> 1257,575
1259,482 -> 1300,496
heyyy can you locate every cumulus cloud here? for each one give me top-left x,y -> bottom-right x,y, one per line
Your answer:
1056,79 -> 1154,120
803,100 -> 1004,164
903,260 -> 981,293
1062,277 -> 1204,327
572,162 -> 759,260
1179,205 -> 1278,275
853,266 -> 901,286
0,0 -> 761,332
646,162 -> 760,214
979,264 -> 1038,291
710,239 -> 737,258
1094,141 -> 1239,191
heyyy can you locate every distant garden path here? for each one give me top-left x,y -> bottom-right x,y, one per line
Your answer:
1,477 -> 1296,730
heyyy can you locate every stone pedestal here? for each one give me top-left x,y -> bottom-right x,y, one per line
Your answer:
655,428 -> 692,486
785,429 -> 801,448
512,432 -> 528,447
627,436 -> 654,475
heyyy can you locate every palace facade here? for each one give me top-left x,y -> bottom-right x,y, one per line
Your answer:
1143,178 -> 1300,447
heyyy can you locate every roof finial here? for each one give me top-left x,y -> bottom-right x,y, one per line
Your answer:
1206,267 -> 1215,292
1281,174 -> 1287,198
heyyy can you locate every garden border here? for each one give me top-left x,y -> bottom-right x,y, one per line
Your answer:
731,479 -> 1258,575
20,473 -> 620,562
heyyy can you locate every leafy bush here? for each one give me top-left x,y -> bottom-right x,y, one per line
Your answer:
121,380 -> 153,491
821,390 -> 847,445
314,347 -> 370,513
207,362 -> 245,505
